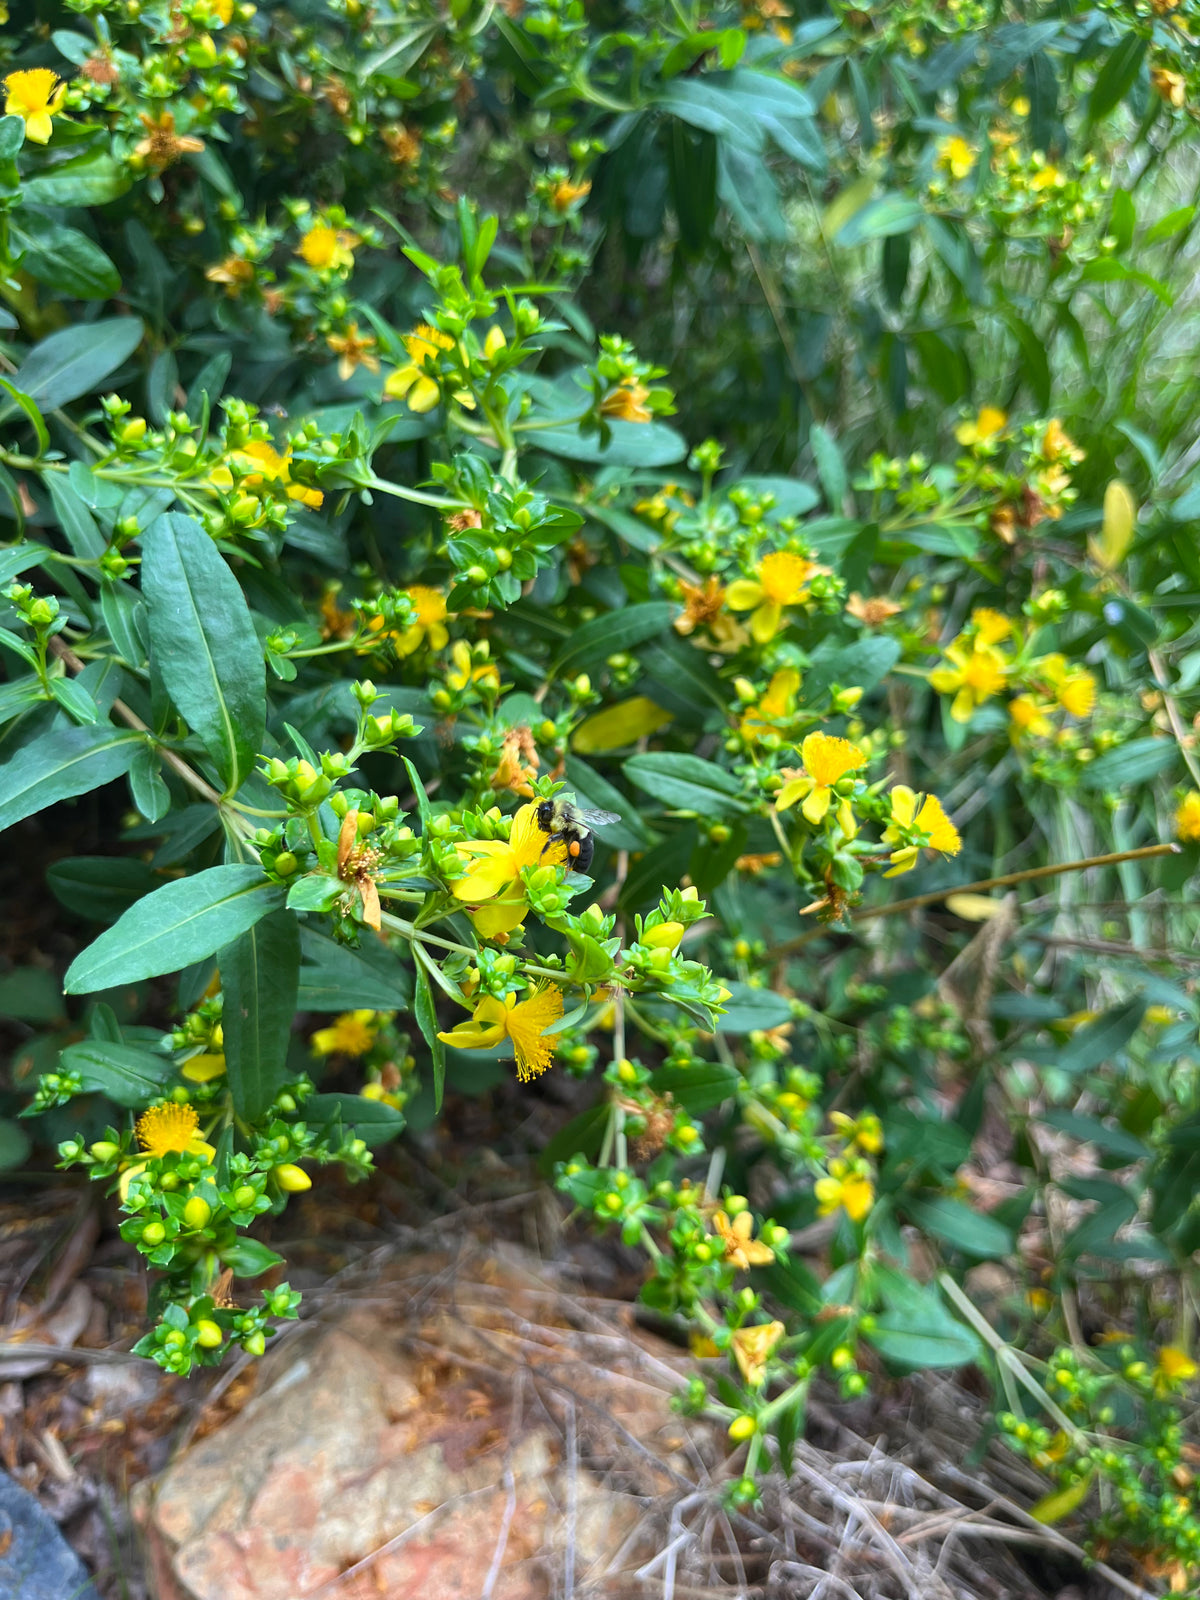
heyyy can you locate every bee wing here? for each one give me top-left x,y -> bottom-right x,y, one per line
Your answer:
578,808 -> 621,828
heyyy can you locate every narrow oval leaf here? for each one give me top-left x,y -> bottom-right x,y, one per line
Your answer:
140,512 -> 266,793
572,696 -> 673,754
220,910 -> 301,1122
60,1040 -> 174,1108
554,602 -> 678,676
0,724 -> 141,833
64,865 -> 284,994
15,317 -> 144,411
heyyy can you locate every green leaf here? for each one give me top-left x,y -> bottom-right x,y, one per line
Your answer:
1088,33 -> 1147,123
1080,257 -> 1172,306
537,1102 -> 610,1175
219,910 -> 300,1123
1056,999 -> 1146,1075
60,1040 -> 173,1107
22,150 -> 131,207
1145,205 -> 1195,245
298,928 -> 413,1011
803,636 -> 900,702
220,1238 -> 285,1278
1078,737 -> 1175,788
624,751 -> 750,816
0,967 -> 66,1024
649,1060 -> 740,1113
48,856 -> 161,922
0,379 -> 49,458
903,1196 -> 1013,1259
835,194 -> 924,247
0,1119 -> 31,1172
140,512 -> 266,794
17,221 -> 121,300
306,1092 -> 405,1146
412,953 -> 445,1112
13,318 -> 144,411
0,724 -> 141,833
531,420 -> 689,468
64,865 -> 284,994
863,1276 -> 981,1371
554,602 -> 678,676
716,982 -> 794,1033
48,676 -> 100,725
0,116 -> 23,161
46,475 -> 105,558
657,79 -> 765,151
1039,1109 -> 1149,1163
810,422 -> 847,509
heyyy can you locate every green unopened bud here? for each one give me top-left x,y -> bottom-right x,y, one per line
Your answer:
141,1221 -> 166,1247
183,1195 -> 212,1230
89,1140 -> 120,1162
233,1184 -> 258,1209
243,1330 -> 266,1356
274,1163 -> 311,1192
273,851 -> 298,876
195,1319 -> 224,1349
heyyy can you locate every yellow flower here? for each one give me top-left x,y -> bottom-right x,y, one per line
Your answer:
211,438 -> 324,509
1030,162 -> 1063,192
1152,66 -> 1187,107
970,607 -> 1013,646
1042,418 -> 1084,464
726,550 -> 815,643
437,986 -> 564,1081
937,134 -> 976,180
181,1052 -> 226,1084
928,638 -> 1009,722
205,255 -> 254,296
599,379 -> 652,423
452,801 -> 568,939
740,667 -> 800,741
1009,694 -> 1053,740
123,1102 -> 215,1194
1038,654 -> 1095,717
1155,1346 -> 1198,1395
775,732 -> 867,832
814,1159 -> 874,1223
389,585 -> 449,657
731,1320 -> 785,1386
1177,791 -> 1200,843
297,223 -> 358,272
383,324 -> 457,412
446,639 -> 500,693
881,785 -> 961,876
955,406 -> 1007,447
312,1009 -> 381,1057
830,1110 -> 883,1154
327,323 -> 379,380
550,178 -> 592,212
4,69 -> 67,145
711,1209 -> 776,1270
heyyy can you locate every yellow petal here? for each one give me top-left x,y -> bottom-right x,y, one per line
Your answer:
749,600 -> 782,644
724,580 -> 764,612
801,785 -> 831,825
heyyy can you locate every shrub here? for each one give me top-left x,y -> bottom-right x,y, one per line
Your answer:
3,0 -> 1200,1563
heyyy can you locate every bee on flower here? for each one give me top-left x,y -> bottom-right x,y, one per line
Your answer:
451,801 -> 569,939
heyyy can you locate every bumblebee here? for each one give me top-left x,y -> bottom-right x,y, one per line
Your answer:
535,797 -> 620,876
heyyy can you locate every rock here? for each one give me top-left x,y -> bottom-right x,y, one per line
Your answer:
0,1467 -> 100,1600
145,1249 -> 704,1600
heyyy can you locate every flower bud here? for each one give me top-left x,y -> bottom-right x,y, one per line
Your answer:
643,921 -> 684,952
243,1330 -> 266,1356
195,1319 -> 224,1349
728,1414 -> 757,1441
233,1185 -> 257,1210
274,1163 -> 312,1192
183,1195 -> 212,1230
90,1141 -> 120,1162
141,1221 -> 166,1247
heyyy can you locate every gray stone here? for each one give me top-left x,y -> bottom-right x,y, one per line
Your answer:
0,1468 -> 99,1600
